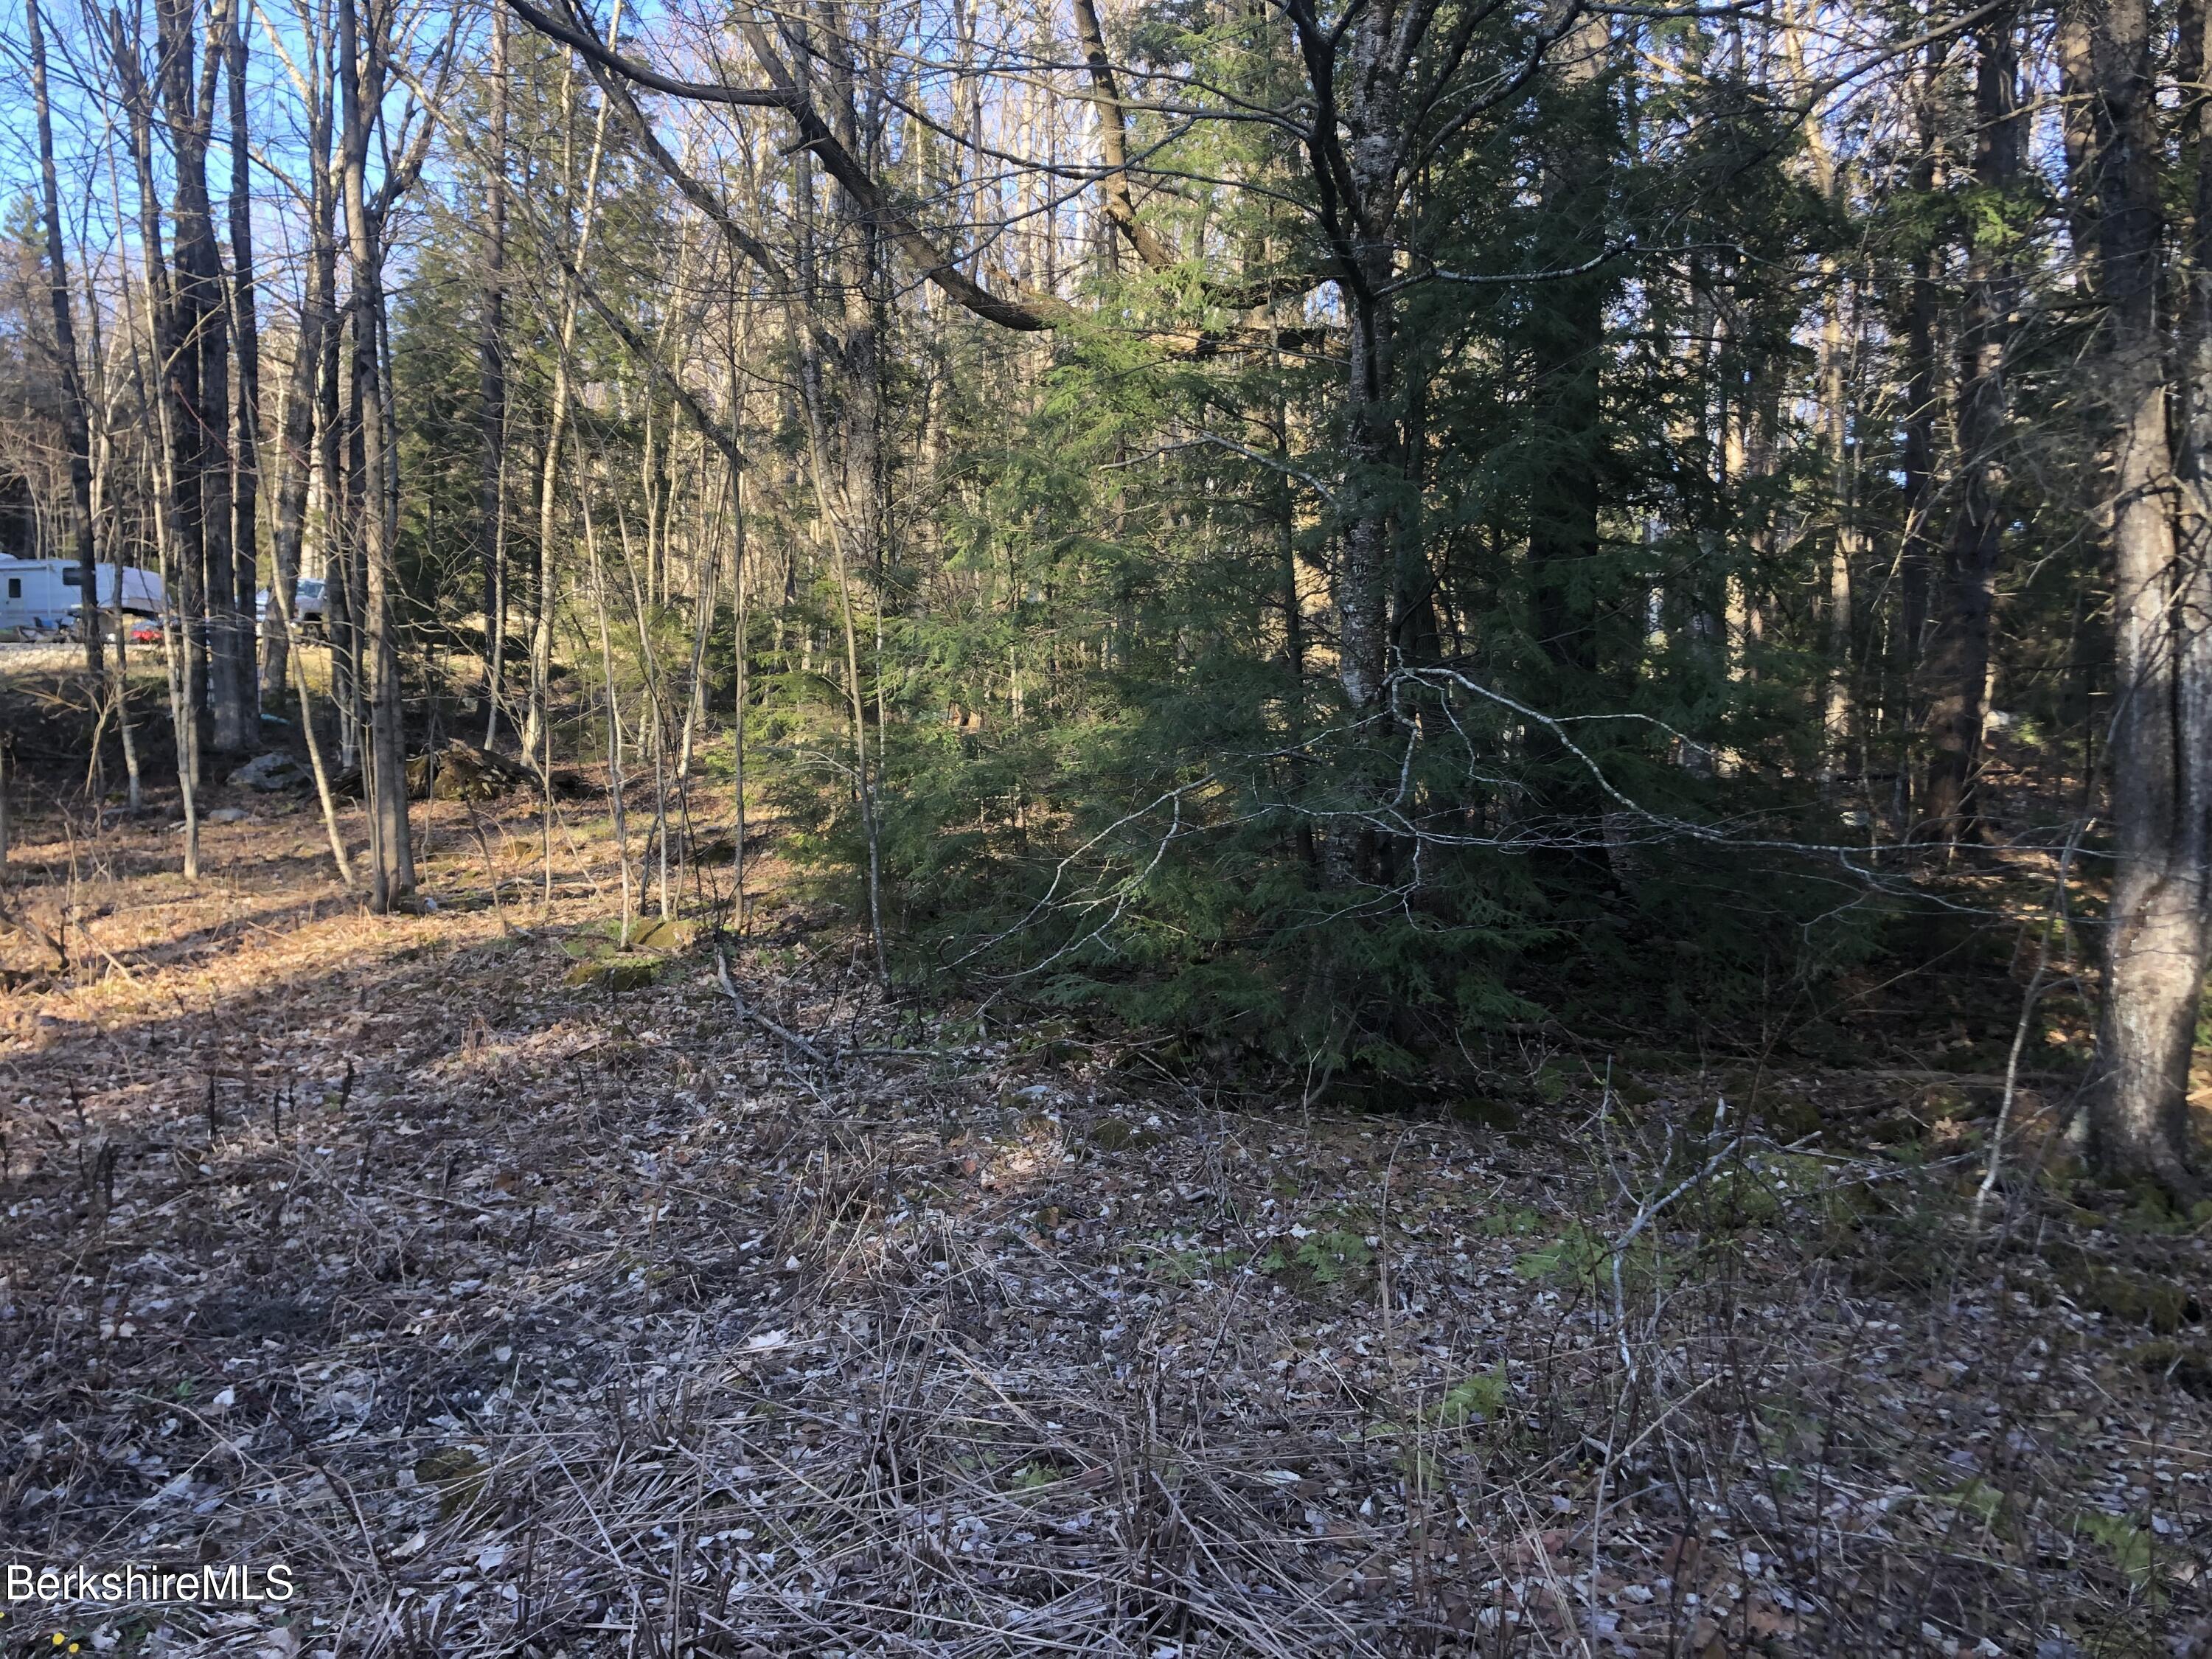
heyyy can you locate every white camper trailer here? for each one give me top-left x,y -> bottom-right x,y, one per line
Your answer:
0,560 -> 164,637
0,558 -> 80,635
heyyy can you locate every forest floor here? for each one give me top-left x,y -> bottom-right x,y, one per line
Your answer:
1,675 -> 2210,1658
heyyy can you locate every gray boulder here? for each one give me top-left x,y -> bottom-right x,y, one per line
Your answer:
227,751 -> 310,792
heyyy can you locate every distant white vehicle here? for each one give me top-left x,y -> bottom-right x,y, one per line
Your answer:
256,575 -> 328,635
0,558 -> 164,636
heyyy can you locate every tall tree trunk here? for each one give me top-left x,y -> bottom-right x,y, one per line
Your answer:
2057,0 -> 2101,293
479,0 -> 510,742
1921,8 -> 2023,843
2177,0 -> 2212,611
2087,0 -> 2207,1196
1786,7 -> 1859,782
581,483 -> 633,939
27,0 -> 102,679
1069,0 -> 1176,272
1516,6 -> 1621,875
1893,46 -> 1941,786
262,77 -> 333,706
81,282 -> 143,807
1528,4 -> 1615,754
262,304 -> 318,705
1274,383 -> 1318,871
115,12 -> 201,864
1819,285 -> 1860,778
145,0 -> 210,783
799,369 -> 890,986
227,0 -> 262,735
521,32 -> 615,766
160,0 -> 247,755
319,226 -> 357,771
1393,363 -> 1441,672
338,0 -> 413,910
1287,0 -> 1406,888
1335,302 -> 1396,732
731,468 -> 751,925
822,1 -> 892,981
782,70 -> 891,982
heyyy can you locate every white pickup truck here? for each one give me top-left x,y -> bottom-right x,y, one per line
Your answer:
255,576 -> 329,635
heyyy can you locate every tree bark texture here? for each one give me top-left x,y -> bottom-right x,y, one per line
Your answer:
228,0 -> 263,733
27,0 -> 102,678
479,0 -> 511,740
1921,9 -> 2023,842
2087,0 -> 2208,1195
339,0 -> 414,910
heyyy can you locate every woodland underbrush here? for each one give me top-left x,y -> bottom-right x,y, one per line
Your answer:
0,737 -> 2206,1658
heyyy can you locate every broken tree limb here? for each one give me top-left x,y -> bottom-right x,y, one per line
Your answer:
714,945 -> 834,1069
